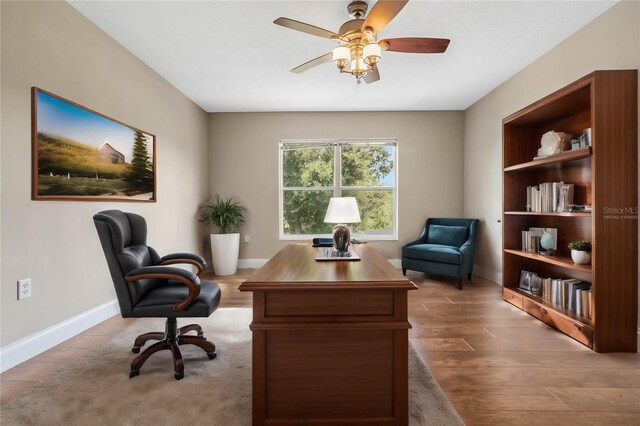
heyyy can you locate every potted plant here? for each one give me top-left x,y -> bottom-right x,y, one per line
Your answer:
568,240 -> 591,265
200,195 -> 246,276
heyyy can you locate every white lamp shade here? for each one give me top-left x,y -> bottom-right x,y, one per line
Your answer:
349,57 -> 367,73
324,197 -> 361,224
363,43 -> 381,64
332,46 -> 350,63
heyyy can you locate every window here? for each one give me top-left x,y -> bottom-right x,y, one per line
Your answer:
279,139 -> 397,240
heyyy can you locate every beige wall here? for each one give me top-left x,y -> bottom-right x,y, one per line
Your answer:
208,111 -> 465,260
463,1 -> 640,284
0,1 -> 209,347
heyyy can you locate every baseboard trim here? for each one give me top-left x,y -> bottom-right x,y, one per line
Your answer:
473,264 -> 502,285
0,299 -> 120,372
387,259 -> 402,269
237,259 -> 269,269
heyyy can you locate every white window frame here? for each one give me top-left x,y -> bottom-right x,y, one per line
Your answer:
278,138 -> 398,241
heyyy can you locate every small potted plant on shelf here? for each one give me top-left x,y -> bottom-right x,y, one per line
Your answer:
200,195 -> 246,276
568,240 -> 591,265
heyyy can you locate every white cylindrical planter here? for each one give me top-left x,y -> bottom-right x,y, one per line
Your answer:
210,233 -> 240,276
571,249 -> 591,265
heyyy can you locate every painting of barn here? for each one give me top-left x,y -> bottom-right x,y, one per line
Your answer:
32,88 -> 156,201
97,142 -> 125,164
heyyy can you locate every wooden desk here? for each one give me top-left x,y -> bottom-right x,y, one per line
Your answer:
239,243 -> 417,425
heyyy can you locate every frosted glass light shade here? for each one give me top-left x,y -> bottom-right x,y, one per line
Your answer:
332,46 -> 350,63
324,197 -> 361,224
363,43 -> 381,64
350,57 -> 368,73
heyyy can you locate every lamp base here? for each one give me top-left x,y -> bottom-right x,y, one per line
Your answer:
332,224 -> 351,252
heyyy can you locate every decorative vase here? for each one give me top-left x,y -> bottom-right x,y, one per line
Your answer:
332,224 -> 351,252
210,233 -> 240,276
571,249 -> 591,265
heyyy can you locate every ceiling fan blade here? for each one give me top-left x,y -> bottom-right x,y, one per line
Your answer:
291,53 -> 333,73
380,37 -> 450,53
274,17 -> 339,40
361,0 -> 409,35
364,64 -> 380,84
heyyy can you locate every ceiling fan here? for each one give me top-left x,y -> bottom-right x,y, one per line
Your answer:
274,0 -> 450,84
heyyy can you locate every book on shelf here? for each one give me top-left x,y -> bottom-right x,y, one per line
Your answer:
537,275 -> 591,319
521,228 -> 557,252
526,182 -> 574,212
521,231 -> 540,253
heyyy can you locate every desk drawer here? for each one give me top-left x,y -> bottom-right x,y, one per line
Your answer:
523,299 -> 593,347
503,288 -> 524,310
265,290 -> 394,317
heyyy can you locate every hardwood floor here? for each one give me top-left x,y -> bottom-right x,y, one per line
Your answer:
1,269 -> 638,425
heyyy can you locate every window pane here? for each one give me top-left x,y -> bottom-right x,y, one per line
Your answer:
341,145 -> 394,187
282,145 -> 334,187
343,190 -> 394,235
283,190 -> 333,235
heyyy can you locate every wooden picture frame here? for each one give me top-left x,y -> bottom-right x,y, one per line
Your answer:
31,87 -> 156,202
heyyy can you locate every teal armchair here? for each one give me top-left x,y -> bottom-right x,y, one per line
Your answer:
402,218 -> 479,290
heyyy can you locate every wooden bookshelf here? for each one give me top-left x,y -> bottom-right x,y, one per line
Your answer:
505,211 -> 592,217
504,249 -> 592,274
504,147 -> 592,172
502,70 -> 637,352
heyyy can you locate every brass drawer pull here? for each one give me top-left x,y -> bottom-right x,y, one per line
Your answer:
573,323 -> 582,330
540,307 -> 548,314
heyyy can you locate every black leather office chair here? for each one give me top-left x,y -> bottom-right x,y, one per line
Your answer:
93,210 -> 221,380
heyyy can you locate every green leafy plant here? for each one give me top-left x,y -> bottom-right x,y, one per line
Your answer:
200,195 -> 246,234
568,240 -> 591,251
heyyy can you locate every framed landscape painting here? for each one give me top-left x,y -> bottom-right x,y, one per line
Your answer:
31,87 -> 156,201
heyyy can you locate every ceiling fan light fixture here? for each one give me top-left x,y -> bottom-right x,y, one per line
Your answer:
350,56 -> 368,75
332,46 -> 350,70
276,0 -> 449,84
363,43 -> 381,65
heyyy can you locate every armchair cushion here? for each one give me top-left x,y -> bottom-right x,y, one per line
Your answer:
402,244 -> 462,265
426,225 -> 468,248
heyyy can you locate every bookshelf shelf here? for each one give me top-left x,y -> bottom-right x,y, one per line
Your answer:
510,287 -> 593,327
502,70 -> 637,353
504,211 -> 591,217
504,147 -> 592,172
504,249 -> 592,274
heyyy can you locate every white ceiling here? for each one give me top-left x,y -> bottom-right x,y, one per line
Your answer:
68,0 -> 616,112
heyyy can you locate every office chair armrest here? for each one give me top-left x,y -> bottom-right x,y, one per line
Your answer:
159,253 -> 207,275
125,266 -> 201,312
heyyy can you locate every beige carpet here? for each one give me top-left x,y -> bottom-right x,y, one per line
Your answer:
1,308 -> 463,426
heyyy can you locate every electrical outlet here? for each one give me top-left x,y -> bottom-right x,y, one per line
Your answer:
244,235 -> 250,243
17,278 -> 31,300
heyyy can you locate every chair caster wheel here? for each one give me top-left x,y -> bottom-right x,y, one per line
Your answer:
174,372 -> 184,380
207,352 -> 217,360
131,346 -> 140,353
129,369 -> 140,378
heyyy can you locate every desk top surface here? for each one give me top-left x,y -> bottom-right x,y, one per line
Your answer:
239,243 -> 416,291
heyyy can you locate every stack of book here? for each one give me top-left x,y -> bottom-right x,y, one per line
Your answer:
521,231 -> 540,253
526,182 -> 573,212
521,227 -> 557,253
540,278 -> 592,319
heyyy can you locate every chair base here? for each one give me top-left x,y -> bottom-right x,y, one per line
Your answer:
129,318 -> 216,380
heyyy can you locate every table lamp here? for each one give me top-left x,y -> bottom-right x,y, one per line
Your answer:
324,197 -> 361,252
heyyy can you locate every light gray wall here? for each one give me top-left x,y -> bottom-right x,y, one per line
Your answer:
0,1 -> 209,347
463,0 -> 639,288
208,111 -> 465,260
